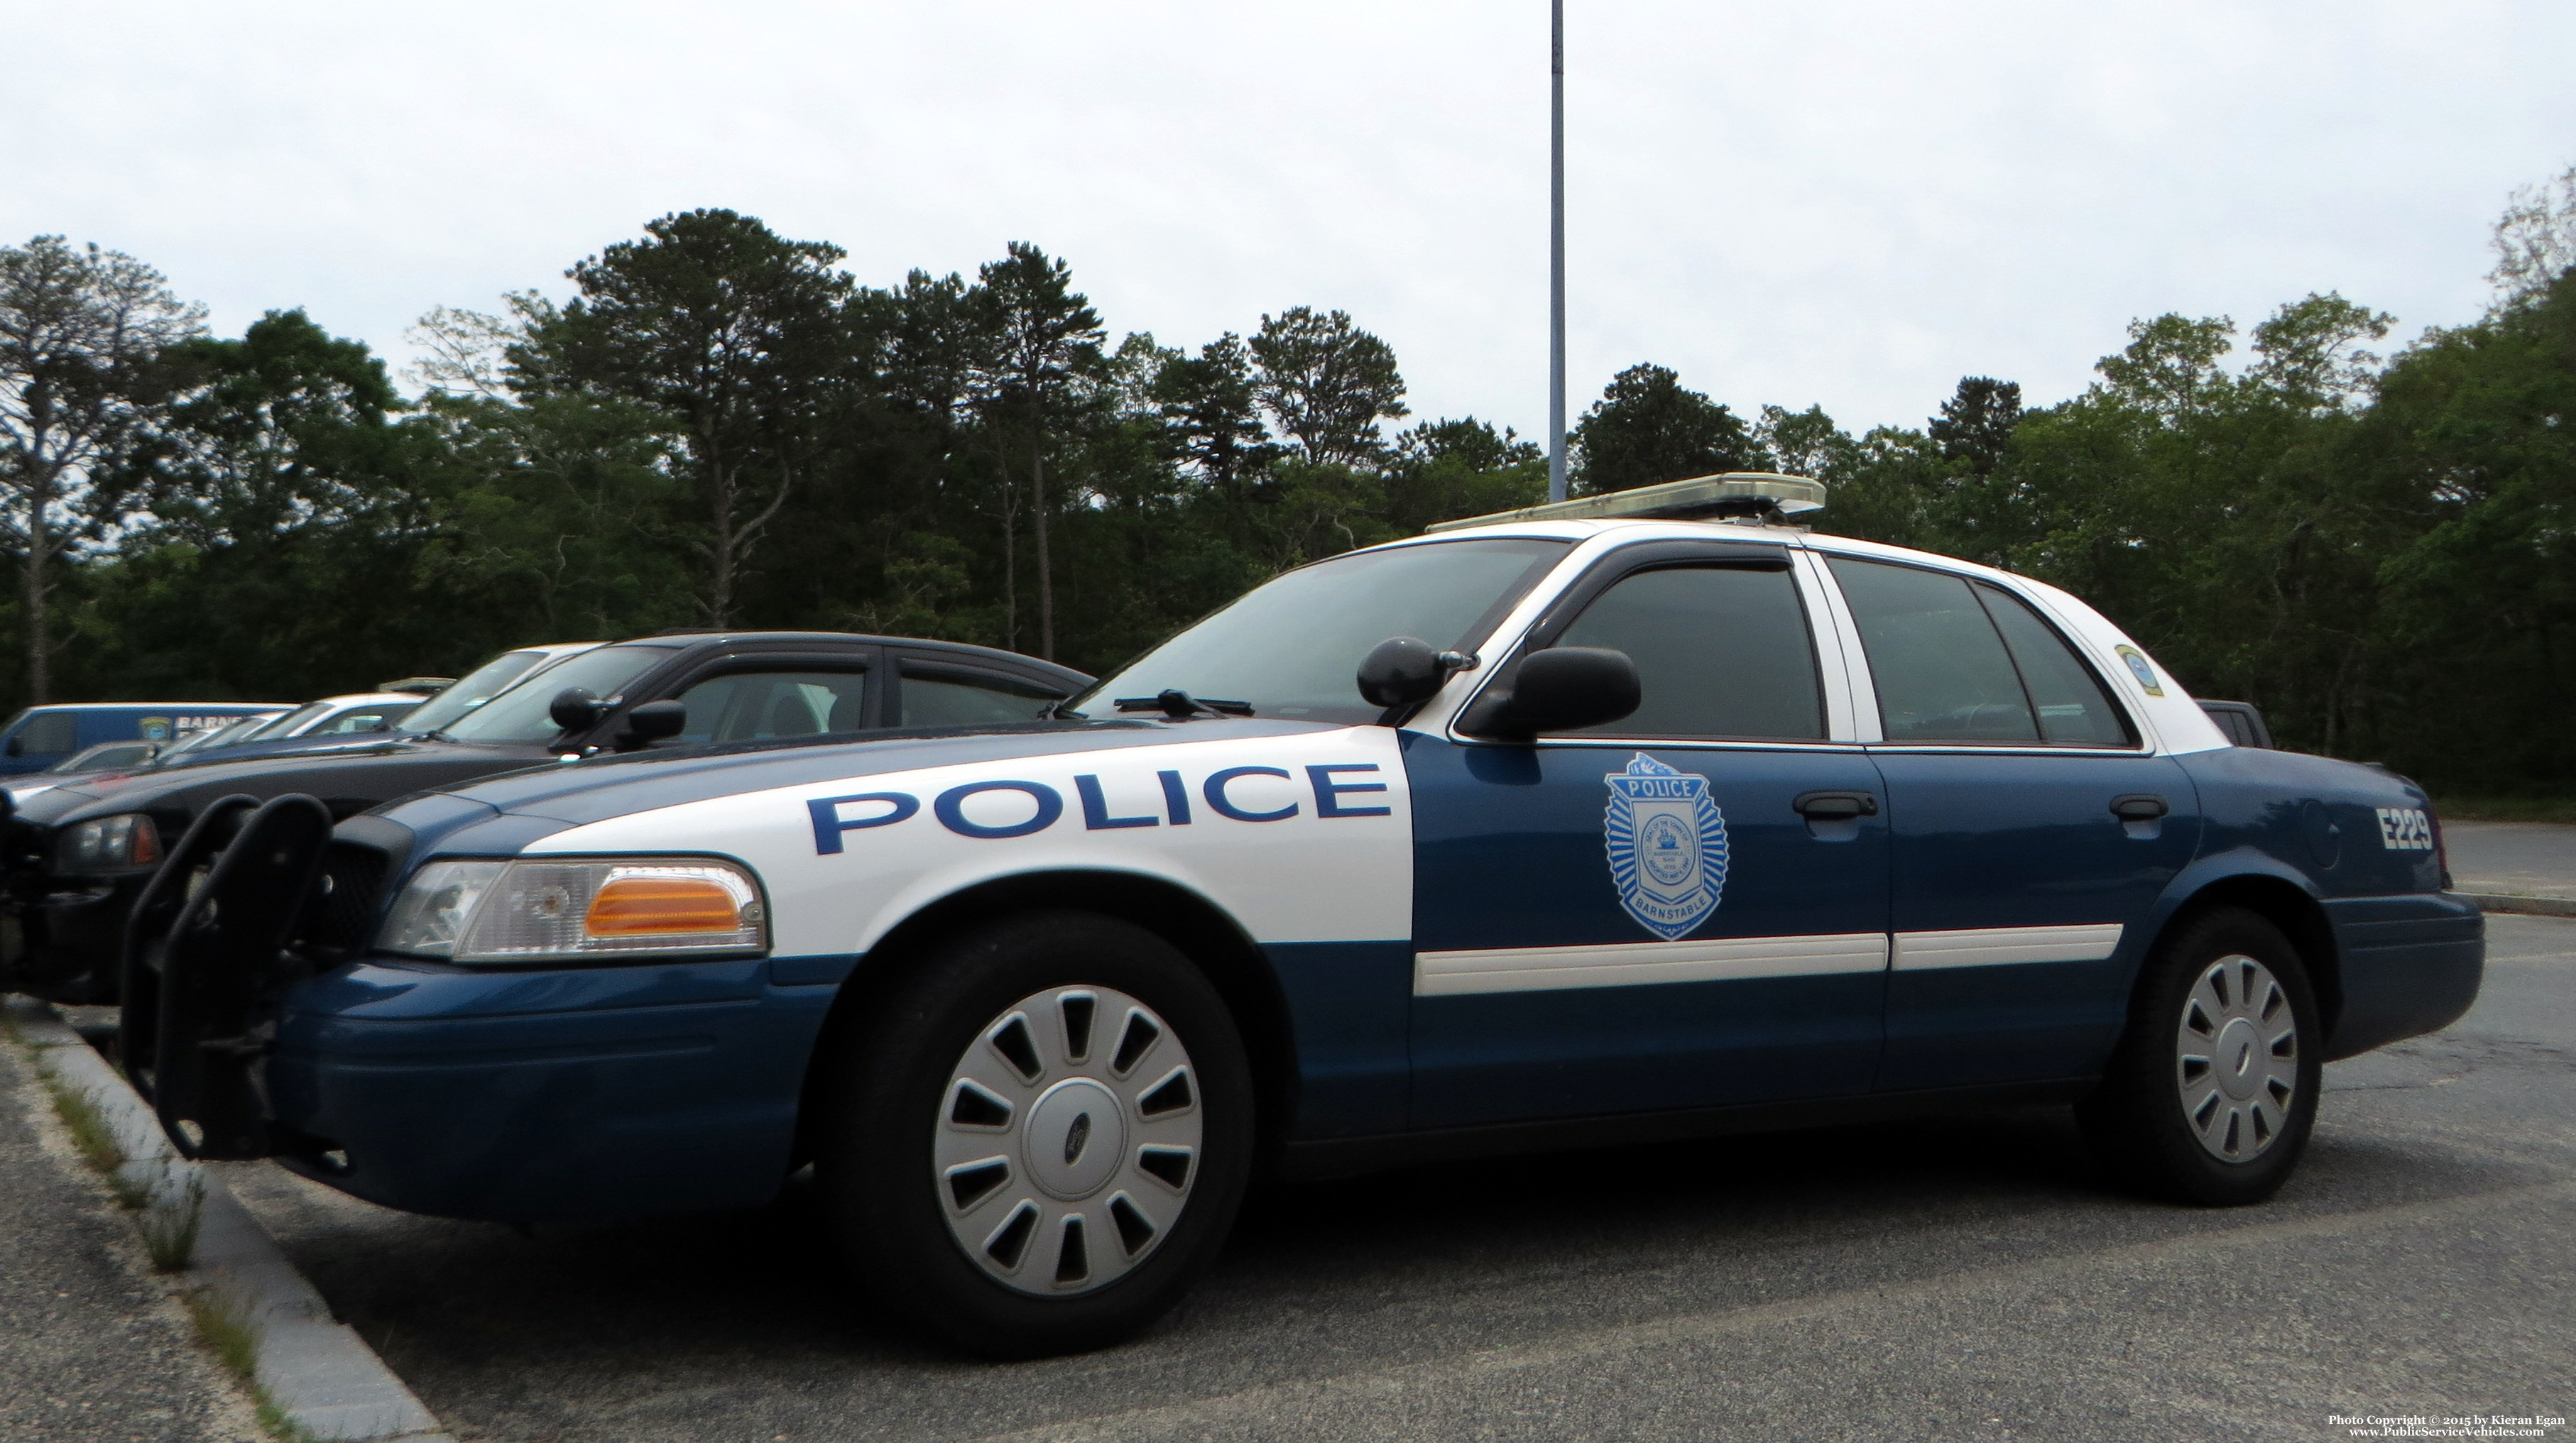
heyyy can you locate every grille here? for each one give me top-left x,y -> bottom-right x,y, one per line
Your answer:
302,842 -> 391,953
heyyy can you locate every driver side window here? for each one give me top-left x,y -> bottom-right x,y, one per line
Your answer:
670,670 -> 868,744
1551,564 -> 1825,740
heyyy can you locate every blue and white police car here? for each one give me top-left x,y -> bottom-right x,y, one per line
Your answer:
125,473 -> 2482,1357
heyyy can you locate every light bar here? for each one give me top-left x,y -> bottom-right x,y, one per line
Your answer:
1424,471 -> 1827,534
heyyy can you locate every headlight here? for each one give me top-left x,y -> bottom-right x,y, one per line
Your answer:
58,814 -> 163,874
376,857 -> 768,964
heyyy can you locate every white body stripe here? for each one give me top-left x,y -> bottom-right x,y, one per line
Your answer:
1416,932 -> 1889,997
524,726 -> 1414,958
1892,923 -> 2125,971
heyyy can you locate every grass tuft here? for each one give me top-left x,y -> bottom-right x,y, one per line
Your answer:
185,1289 -> 316,1443
43,1077 -> 133,1193
141,1165 -> 207,1272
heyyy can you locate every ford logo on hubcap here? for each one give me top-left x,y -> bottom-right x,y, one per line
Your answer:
1064,1112 -> 1091,1165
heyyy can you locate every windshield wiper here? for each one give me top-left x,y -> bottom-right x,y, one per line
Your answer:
1112,690 -> 1254,720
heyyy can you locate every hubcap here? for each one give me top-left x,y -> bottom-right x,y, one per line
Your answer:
935,985 -> 1200,1296
2176,953 -> 2298,1162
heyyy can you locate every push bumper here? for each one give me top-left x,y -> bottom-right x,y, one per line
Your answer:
266,956 -> 846,1223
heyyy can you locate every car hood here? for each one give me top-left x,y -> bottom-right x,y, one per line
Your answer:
12,736 -> 533,828
366,718 -> 1342,856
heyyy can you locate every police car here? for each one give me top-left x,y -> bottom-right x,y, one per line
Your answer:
121,473 -> 2481,1359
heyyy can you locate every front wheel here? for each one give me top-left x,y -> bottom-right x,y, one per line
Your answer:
815,911 -> 1253,1356
2078,907 -> 2323,1206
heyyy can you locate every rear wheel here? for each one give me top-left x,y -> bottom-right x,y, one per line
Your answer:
2078,907 -> 2322,1205
816,911 -> 1252,1356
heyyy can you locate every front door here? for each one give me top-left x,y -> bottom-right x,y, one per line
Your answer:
1823,556 -> 2203,1091
1406,547 -> 1893,1129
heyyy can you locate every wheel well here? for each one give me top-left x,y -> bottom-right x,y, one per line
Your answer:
2155,874 -> 2343,1033
794,869 -> 1300,1164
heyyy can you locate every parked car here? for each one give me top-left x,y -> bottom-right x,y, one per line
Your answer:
0,631 -> 1089,1003
104,473 -> 2480,1358
240,693 -> 425,741
390,643 -> 604,739
0,741 -> 170,804
2198,699 -> 2275,748
146,713 -> 288,764
0,702 -> 288,777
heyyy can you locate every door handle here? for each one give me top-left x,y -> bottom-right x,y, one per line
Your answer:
2110,794 -> 2169,821
1794,791 -> 1879,821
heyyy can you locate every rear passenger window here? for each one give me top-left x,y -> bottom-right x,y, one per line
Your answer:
1975,583 -> 2134,745
1550,564 -> 1825,740
900,666 -> 1059,727
1828,557 -> 2134,747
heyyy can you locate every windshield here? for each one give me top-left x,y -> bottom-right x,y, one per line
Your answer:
439,643 -> 675,744
246,702 -> 332,740
165,716 -> 273,757
402,647 -> 587,735
1068,538 -> 1569,725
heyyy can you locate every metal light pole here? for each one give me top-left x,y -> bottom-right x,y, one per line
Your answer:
1547,0 -> 1568,503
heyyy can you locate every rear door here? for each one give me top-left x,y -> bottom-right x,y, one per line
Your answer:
1405,541 -> 1892,1128
1823,555 -> 2201,1091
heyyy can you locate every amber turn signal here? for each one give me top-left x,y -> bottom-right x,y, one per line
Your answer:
584,876 -> 741,936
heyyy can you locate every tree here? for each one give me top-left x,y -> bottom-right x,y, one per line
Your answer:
2094,314 -> 2236,423
0,236 -> 202,698
973,243 -> 1103,659
1248,307 -> 1407,468
515,209 -> 854,627
1754,403 -> 1855,480
1926,378 -> 2021,476
1152,332 -> 1275,505
1382,417 -> 1545,534
2246,293 -> 2394,412
1569,363 -> 1752,495
2489,163 -> 2576,307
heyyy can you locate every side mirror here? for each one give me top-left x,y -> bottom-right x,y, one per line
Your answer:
1459,647 -> 1642,739
1357,636 -> 1462,708
549,686 -> 608,733
3,735 -> 19,757
618,698 -> 688,747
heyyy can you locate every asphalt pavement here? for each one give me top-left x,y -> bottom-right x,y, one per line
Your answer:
0,1025 -> 263,1443
2445,821 -> 2576,903
214,913 -> 2576,1443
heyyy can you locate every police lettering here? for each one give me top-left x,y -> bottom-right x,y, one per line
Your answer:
806,759 -> 1393,853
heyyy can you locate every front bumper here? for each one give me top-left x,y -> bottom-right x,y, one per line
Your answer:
0,869 -> 153,1002
266,954 -> 847,1223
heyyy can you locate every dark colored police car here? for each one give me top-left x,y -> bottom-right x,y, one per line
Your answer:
0,631 -> 1087,1003
107,475 -> 2479,1359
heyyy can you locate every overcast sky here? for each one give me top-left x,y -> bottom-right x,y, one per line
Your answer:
7,1 -> 2571,440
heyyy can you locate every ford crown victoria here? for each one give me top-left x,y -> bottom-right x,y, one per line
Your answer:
112,475 -> 2480,1358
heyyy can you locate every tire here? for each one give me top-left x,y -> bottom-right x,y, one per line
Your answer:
814,910 -> 1254,1357
2077,907 -> 2323,1206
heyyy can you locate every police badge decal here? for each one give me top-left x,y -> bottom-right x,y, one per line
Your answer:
1603,753 -> 1728,941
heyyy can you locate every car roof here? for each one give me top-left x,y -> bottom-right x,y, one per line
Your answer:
306,693 -> 430,708
8,701 -> 295,711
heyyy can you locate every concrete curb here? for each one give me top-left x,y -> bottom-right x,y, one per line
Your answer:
2462,892 -> 2576,919
4,995 -> 452,1443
